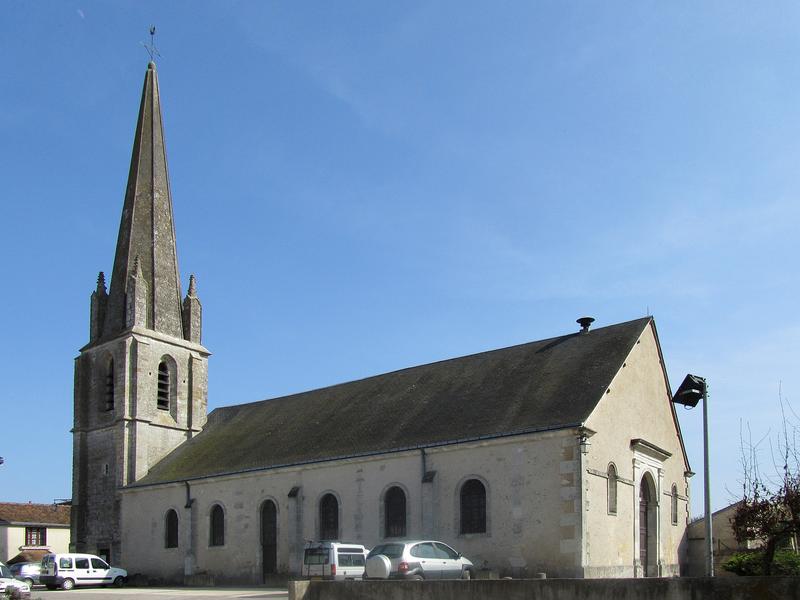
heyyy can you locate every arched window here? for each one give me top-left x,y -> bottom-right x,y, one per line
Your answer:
209,504 -> 225,547
460,479 -> 486,534
157,360 -> 170,410
671,484 -> 679,525
165,509 -> 178,548
104,358 -> 114,411
384,486 -> 407,538
319,493 -> 339,540
607,464 -> 618,515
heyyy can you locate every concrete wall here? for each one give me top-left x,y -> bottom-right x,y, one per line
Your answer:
120,430 -> 587,583
583,323 -> 689,577
288,578 -> 800,600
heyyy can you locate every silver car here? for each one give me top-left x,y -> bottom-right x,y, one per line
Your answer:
365,540 -> 474,580
9,562 -> 40,587
0,562 -> 31,597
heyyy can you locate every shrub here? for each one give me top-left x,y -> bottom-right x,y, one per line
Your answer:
723,550 -> 800,576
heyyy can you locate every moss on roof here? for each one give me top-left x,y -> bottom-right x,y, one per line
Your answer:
132,317 -> 651,487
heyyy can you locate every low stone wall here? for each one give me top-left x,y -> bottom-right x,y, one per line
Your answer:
288,577 -> 800,600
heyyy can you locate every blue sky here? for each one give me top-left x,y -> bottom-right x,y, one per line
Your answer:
2,2 -> 799,518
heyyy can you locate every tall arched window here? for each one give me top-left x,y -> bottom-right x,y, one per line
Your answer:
165,509 -> 178,548
460,479 -> 486,534
671,484 -> 679,525
319,493 -> 339,540
104,359 -> 115,412
607,464 -> 618,515
157,360 -> 171,410
209,504 -> 225,547
384,486 -> 407,538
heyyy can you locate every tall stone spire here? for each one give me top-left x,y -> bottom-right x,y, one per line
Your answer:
103,61 -> 184,340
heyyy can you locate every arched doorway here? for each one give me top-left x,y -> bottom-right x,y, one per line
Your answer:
261,500 -> 277,581
639,474 -> 657,577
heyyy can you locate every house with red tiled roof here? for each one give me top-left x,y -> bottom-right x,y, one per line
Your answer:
0,503 -> 71,563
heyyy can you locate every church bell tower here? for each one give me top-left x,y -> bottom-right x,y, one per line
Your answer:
71,62 -> 210,562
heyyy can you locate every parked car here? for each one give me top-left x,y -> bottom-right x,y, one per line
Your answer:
365,540 -> 474,580
302,541 -> 370,580
9,562 -> 40,587
39,553 -> 127,590
0,562 -> 31,597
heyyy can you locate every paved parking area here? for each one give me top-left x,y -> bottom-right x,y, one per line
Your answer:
29,588 -> 288,600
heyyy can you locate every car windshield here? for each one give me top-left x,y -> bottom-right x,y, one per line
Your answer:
367,543 -> 405,559
0,565 -> 10,578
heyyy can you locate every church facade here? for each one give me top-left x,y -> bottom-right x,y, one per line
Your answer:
71,63 -> 691,583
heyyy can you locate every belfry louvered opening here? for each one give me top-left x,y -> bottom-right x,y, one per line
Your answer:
104,359 -> 115,411
157,361 -> 170,410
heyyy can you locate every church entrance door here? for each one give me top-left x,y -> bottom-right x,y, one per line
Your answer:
639,482 -> 649,576
261,500 -> 278,581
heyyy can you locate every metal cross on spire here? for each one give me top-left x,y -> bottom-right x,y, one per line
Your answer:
142,25 -> 161,62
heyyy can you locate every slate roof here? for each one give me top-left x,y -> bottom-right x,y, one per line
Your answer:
0,503 -> 70,526
133,317 -> 653,487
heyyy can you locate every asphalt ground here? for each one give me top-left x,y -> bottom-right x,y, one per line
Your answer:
28,588 -> 288,600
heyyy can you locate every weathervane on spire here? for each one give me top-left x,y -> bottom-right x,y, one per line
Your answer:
142,25 -> 161,62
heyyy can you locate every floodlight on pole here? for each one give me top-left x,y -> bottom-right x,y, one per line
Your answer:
672,373 -> 713,577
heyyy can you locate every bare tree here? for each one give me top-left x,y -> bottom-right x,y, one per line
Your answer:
731,388 -> 800,575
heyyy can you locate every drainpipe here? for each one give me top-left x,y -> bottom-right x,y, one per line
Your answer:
577,427 -> 595,577
184,482 -> 195,577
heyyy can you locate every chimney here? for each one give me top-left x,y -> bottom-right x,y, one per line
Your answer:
577,316 -> 595,334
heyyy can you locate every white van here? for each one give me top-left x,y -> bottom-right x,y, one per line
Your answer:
40,553 -> 127,590
302,542 -> 369,580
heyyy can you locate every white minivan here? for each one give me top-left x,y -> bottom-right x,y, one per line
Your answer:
302,542 -> 369,580
40,553 -> 127,590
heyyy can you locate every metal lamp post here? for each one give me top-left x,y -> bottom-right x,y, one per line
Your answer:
672,374 -> 713,576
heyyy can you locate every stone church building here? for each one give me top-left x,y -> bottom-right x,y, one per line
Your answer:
71,63 -> 691,583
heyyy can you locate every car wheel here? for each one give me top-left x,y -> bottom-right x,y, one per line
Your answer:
462,568 -> 472,580
114,576 -> 125,588
23,578 -> 34,587
62,578 -> 75,590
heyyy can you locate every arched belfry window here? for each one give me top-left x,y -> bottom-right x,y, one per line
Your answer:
607,464 -> 618,515
157,360 -> 171,410
460,479 -> 486,534
671,484 -> 679,525
209,504 -> 225,547
165,509 -> 178,548
104,358 -> 115,412
319,493 -> 339,540
384,486 -> 407,538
